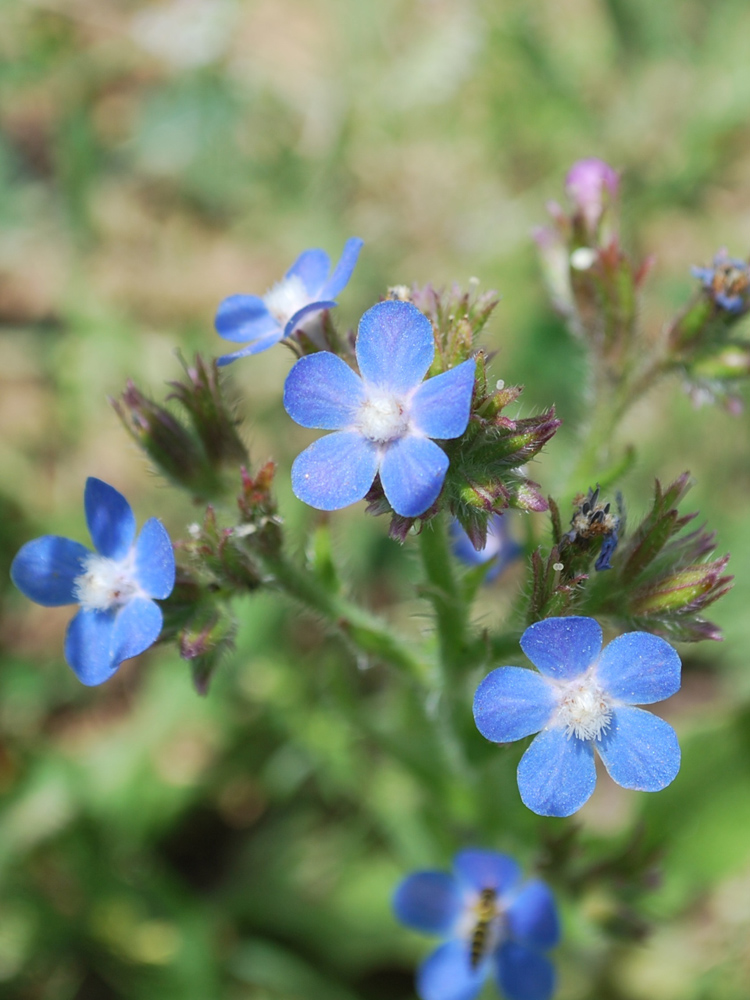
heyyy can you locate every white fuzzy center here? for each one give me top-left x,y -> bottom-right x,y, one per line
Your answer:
356,392 -> 410,443
263,275 -> 311,326
555,674 -> 612,741
73,552 -> 140,612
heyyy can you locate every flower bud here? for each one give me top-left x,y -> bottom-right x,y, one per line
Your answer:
178,602 -> 237,695
629,556 -> 732,616
565,158 -> 619,235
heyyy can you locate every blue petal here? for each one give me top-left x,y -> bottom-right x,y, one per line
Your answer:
282,299 -> 338,338
84,478 -> 136,560
134,519 -> 175,599
517,728 -> 596,817
473,668 -> 556,743
216,331 -> 284,366
691,266 -> 712,285
393,872 -> 463,934
416,940 -> 487,1000
507,881 -> 560,950
596,706 -> 680,792
595,632 -> 681,705
320,237 -> 364,298
451,516 -> 521,582
520,616 -> 602,680
11,536 -> 90,606
285,248 -> 331,295
379,436 -> 448,517
215,294 -> 277,343
356,301 -> 434,394
112,596 -> 164,663
594,531 -> 618,571
64,608 -> 119,686
411,360 -> 476,439
496,942 -> 556,1000
453,850 -> 521,895
291,432 -> 378,510
284,353 -> 365,429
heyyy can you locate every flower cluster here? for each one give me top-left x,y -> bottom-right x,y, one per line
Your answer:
473,616 -> 681,817
11,479 -> 175,685
692,249 -> 750,314
394,849 -> 559,1000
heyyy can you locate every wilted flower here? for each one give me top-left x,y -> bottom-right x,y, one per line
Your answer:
691,249 -> 750,314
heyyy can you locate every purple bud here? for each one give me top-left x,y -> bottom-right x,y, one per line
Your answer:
565,158 -> 619,232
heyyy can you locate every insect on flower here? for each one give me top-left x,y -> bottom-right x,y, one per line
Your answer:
394,848 -> 559,1000
10,478 -> 175,686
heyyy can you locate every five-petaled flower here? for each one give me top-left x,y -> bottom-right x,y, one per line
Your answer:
215,237 -> 364,365
283,299 -> 476,518
473,616 -> 681,817
394,848 -> 559,1000
10,478 -> 175,686
691,249 -> 750,314
451,514 -> 522,583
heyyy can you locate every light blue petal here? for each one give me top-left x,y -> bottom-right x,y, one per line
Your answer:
291,432 -> 378,510
379,436 -> 448,517
134,519 -> 175,599
393,872 -> 463,935
320,237 -> 364,298
595,632 -> 681,705
507,881 -> 560,950
216,331 -> 284,366
520,616 -> 602,680
356,301 -> 434,394
410,360 -> 476,439
11,536 -> 90,606
215,294 -> 277,343
285,248 -> 330,294
112,597 -> 164,664
473,667 -> 556,743
284,353 -> 365,430
453,850 -> 521,895
596,706 -> 680,792
517,728 -> 596,817
64,608 -> 119,686
496,942 -> 556,1000
84,478 -> 136,560
451,515 -> 521,582
417,940 -> 487,1000
282,299 -> 338,338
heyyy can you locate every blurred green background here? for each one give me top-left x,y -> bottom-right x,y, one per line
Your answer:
3,0 -> 750,997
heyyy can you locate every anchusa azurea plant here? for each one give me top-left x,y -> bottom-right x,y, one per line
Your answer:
10,162 -> 745,1000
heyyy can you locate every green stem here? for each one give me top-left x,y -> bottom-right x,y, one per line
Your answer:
418,514 -> 471,676
256,546 -> 428,682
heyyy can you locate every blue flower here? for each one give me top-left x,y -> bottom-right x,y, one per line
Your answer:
215,238 -> 364,365
283,300 -> 476,518
473,616 -> 681,817
691,249 -> 750,314
394,848 -> 559,1000
10,478 -> 175,686
451,515 -> 522,583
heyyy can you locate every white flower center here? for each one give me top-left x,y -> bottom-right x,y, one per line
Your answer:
73,552 -> 140,613
356,392 -> 410,443
263,275 -> 311,326
554,672 -> 612,741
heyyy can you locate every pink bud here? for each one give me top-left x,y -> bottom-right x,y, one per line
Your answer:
565,158 -> 619,231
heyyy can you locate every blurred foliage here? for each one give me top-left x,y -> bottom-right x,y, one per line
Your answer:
3,0 -> 750,998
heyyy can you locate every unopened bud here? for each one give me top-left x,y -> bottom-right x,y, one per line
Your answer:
565,158 -> 619,234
